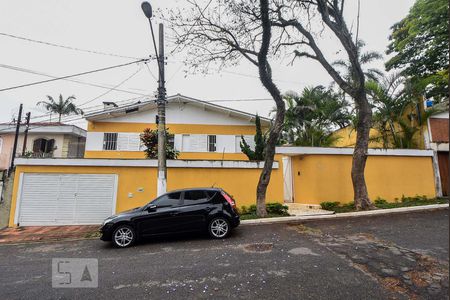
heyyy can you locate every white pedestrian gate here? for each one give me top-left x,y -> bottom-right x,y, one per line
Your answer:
15,173 -> 117,226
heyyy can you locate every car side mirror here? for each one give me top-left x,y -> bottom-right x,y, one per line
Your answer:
146,204 -> 157,212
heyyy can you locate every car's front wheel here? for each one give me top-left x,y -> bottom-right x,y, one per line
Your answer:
208,217 -> 230,239
112,224 -> 135,248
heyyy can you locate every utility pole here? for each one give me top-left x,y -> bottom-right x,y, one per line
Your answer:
9,104 -> 23,175
142,2 -> 167,196
21,112 -> 31,156
156,23 -> 167,196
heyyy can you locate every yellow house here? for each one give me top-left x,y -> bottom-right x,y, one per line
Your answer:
5,95 -> 440,227
84,94 -> 270,160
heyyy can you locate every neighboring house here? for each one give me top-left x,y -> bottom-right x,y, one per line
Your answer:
332,99 -> 448,196
84,94 -> 270,160
0,122 -> 86,171
423,101 -> 449,196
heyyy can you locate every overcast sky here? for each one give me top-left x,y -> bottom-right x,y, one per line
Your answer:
0,0 -> 415,128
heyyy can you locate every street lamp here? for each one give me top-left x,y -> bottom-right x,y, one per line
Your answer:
141,1 -> 167,196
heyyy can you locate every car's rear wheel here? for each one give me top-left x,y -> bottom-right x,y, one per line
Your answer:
112,224 -> 135,248
208,217 -> 230,239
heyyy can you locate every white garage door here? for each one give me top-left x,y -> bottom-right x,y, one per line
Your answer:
16,173 -> 117,226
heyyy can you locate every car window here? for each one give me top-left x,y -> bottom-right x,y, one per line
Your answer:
183,190 -> 209,205
151,192 -> 181,208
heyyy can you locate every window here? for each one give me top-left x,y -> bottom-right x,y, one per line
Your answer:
151,192 -> 181,208
208,135 -> 216,152
183,190 -> 209,205
103,133 -> 118,150
32,138 -> 55,154
117,133 -> 140,151
182,135 -> 207,152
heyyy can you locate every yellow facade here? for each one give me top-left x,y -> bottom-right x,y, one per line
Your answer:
333,127 -> 385,148
86,121 -> 264,160
333,126 -> 426,149
9,163 -> 284,227
292,154 -> 436,204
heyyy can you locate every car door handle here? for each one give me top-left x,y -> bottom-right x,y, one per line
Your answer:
170,212 -> 180,216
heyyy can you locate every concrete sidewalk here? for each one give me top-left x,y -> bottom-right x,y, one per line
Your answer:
0,225 -> 99,244
242,203 -> 449,225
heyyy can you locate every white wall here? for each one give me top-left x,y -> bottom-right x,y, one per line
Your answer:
102,102 -> 254,126
431,111 -> 449,119
85,132 -> 104,151
85,132 -> 255,153
16,133 -> 65,157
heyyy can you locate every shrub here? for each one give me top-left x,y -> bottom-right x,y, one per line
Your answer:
374,198 -> 388,205
341,202 -> 355,210
320,201 -> 340,211
239,203 -> 288,216
248,204 -> 257,214
266,203 -> 289,215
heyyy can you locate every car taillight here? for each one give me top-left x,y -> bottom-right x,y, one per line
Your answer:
221,191 -> 236,209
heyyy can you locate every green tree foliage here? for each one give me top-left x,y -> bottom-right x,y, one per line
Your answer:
279,86 -> 351,147
240,115 -> 266,161
37,94 -> 83,122
332,40 -> 383,88
366,73 -> 438,149
385,0 -> 449,101
140,128 -> 179,159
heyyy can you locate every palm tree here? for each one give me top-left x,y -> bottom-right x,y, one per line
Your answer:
333,40 -> 383,85
278,86 -> 351,147
366,72 -> 437,149
37,94 -> 83,122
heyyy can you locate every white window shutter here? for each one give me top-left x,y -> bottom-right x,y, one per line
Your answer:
117,133 -> 141,151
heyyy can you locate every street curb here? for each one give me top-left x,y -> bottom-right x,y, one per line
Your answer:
240,203 -> 449,225
0,236 -> 99,246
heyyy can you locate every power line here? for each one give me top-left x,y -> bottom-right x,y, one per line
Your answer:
145,62 -> 158,80
0,32 -> 143,60
220,69 -> 308,85
0,63 -> 148,96
78,66 -> 143,107
0,59 -> 148,92
29,94 -> 152,122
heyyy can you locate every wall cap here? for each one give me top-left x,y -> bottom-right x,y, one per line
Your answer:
14,158 -> 278,169
275,146 -> 434,157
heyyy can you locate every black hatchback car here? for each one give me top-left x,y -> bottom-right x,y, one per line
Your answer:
100,188 -> 240,248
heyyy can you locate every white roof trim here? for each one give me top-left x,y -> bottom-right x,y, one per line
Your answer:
275,146 -> 434,157
0,124 -> 86,137
14,158 -> 279,169
84,94 -> 272,125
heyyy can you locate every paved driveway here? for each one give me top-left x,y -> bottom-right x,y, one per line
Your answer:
0,210 -> 447,299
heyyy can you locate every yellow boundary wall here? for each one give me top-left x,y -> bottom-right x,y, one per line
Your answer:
8,148 -> 438,227
8,161 -> 284,227
291,154 -> 436,204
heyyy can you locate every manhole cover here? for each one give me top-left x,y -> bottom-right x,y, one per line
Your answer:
243,243 -> 273,253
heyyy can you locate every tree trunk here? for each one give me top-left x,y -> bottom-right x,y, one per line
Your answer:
255,0 -> 286,217
256,107 -> 285,217
352,92 -> 375,210
58,113 -> 62,123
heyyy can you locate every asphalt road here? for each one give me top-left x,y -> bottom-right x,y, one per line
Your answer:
0,210 -> 448,300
